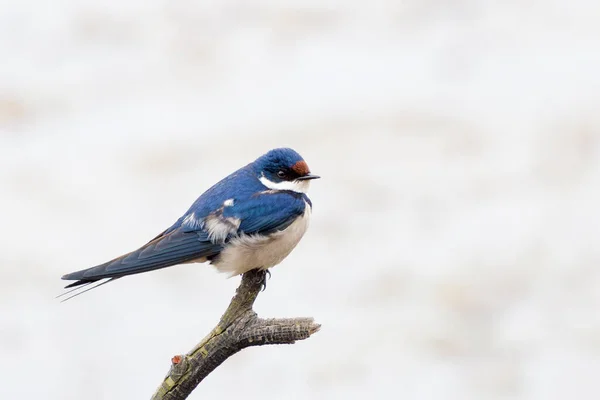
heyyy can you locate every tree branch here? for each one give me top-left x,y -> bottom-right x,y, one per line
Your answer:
151,269 -> 320,400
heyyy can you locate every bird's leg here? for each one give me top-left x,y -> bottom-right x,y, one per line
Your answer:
260,269 -> 271,291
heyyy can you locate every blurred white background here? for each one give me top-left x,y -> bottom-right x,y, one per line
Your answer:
2,1 -> 600,399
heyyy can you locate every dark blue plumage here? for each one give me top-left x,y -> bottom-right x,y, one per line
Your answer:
229,191 -> 310,235
61,148 -> 319,297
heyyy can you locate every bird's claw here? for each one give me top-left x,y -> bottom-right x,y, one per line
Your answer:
260,269 -> 271,291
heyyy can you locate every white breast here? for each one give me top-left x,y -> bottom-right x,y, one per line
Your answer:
212,202 -> 311,276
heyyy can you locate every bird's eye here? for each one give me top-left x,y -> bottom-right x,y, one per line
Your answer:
277,170 -> 286,178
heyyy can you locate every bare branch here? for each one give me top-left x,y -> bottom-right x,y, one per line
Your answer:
151,270 -> 320,400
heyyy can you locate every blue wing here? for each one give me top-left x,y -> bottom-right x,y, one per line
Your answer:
61,228 -> 222,288
224,191 -> 310,236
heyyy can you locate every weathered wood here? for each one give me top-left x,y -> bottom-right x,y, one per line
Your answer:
151,269 -> 320,400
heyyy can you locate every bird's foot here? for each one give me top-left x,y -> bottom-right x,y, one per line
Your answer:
260,269 -> 271,291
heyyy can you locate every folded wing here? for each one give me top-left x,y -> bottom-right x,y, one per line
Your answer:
223,191 -> 310,235
61,228 -> 222,288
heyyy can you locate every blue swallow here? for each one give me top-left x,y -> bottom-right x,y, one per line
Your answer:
60,148 -> 319,299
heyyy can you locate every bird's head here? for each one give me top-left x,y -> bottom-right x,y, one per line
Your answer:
254,148 -> 320,193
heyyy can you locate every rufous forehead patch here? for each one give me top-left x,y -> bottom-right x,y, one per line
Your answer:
291,160 -> 310,176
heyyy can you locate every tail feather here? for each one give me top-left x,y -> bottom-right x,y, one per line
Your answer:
59,228 -> 221,299
58,281 -> 94,296
58,279 -> 117,302
63,279 -> 95,289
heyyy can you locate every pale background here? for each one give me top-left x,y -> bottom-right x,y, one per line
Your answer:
1,1 -> 600,399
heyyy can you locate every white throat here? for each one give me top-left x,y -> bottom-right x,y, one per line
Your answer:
259,175 -> 310,193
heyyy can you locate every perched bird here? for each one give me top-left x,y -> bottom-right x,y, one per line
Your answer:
60,148 -> 319,300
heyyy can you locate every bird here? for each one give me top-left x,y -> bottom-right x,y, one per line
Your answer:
59,148 -> 319,300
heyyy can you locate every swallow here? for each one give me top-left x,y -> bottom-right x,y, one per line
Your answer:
60,148 -> 319,300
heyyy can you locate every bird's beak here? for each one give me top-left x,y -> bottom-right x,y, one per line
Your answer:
297,173 -> 321,181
